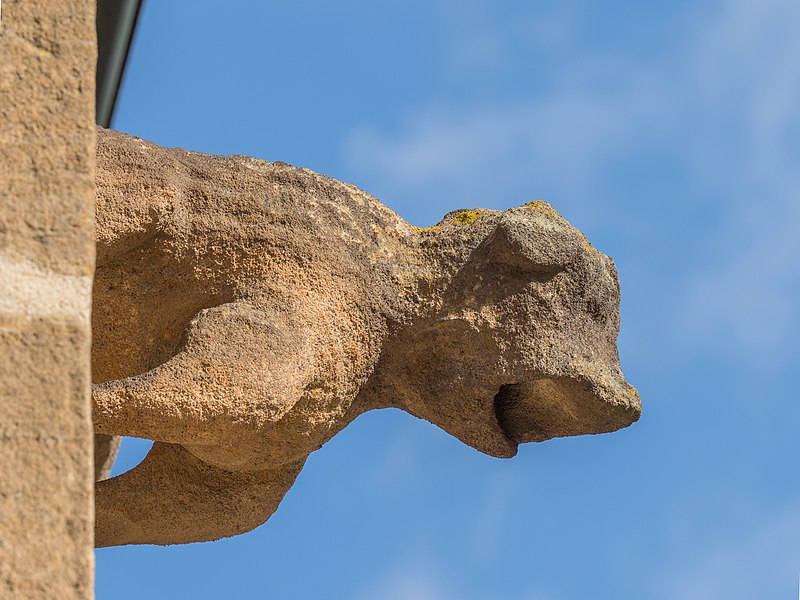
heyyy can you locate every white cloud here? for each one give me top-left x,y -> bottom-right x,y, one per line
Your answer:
354,552 -> 556,600
344,0 -> 800,363
442,3 -> 573,75
345,66 -> 666,223
363,413 -> 426,490
678,198 -> 800,364
656,502 -> 800,599
355,563 -> 455,600
467,471 -> 519,564
674,0 -> 800,362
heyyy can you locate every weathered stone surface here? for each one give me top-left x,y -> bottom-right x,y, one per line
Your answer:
93,127 -> 640,547
0,0 -> 96,597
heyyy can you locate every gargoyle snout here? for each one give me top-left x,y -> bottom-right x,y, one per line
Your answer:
487,209 -> 581,276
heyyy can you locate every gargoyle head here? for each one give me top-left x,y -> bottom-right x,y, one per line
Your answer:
368,201 -> 640,458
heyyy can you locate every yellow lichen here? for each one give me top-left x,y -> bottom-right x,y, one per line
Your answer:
523,200 -> 568,225
452,210 -> 482,225
413,224 -> 440,232
524,201 -> 603,255
524,200 -> 551,209
578,232 -> 601,256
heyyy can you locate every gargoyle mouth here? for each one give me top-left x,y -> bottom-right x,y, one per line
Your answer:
492,376 -> 640,447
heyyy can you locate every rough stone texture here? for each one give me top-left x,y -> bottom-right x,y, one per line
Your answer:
93,127 -> 641,547
0,1 -> 96,597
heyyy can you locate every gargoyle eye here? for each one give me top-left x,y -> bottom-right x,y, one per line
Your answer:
486,219 -> 578,276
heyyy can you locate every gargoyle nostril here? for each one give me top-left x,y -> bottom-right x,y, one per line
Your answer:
492,377 -> 640,446
493,384 -> 523,443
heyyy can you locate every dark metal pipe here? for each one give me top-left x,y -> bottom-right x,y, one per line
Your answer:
96,0 -> 143,127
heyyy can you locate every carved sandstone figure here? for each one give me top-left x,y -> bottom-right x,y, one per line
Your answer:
93,127 -> 640,547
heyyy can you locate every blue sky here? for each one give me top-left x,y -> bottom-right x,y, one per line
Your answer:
97,1 -> 800,598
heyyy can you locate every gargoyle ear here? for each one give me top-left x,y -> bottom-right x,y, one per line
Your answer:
486,215 -> 579,275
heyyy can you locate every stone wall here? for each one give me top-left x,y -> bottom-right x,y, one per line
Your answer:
0,1 -> 96,597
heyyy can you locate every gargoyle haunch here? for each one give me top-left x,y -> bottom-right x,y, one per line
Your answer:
92,127 -> 640,547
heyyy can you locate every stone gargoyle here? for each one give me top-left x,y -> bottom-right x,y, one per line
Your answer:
92,127 -> 640,547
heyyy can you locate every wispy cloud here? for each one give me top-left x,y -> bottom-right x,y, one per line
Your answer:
467,471 -> 519,564
678,198 -> 800,364
656,502 -> 800,599
354,560 -> 457,600
345,65 -> 667,223
344,0 -> 800,364
354,551 -> 556,600
674,0 -> 800,363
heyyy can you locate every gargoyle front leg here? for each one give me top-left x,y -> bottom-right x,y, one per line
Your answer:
95,442 -> 305,547
93,295 -> 369,546
93,299 -> 325,471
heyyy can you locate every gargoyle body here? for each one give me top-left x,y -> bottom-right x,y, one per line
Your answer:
93,127 -> 640,547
